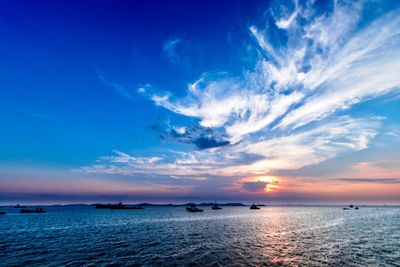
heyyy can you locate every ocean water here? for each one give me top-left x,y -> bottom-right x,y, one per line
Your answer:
1,206 -> 399,266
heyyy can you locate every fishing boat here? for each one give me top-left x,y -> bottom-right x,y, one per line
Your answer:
250,203 -> 260,210
20,208 -> 47,213
109,202 -> 144,210
211,201 -> 222,210
95,202 -> 144,210
95,203 -> 113,209
0,211 -> 6,215
186,204 -> 203,212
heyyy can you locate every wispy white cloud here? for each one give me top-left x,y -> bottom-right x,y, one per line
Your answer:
151,1 -> 400,140
275,0 -> 300,29
24,111 -> 55,121
163,38 -> 183,64
96,71 -> 135,100
277,9 -> 400,129
240,116 -> 381,172
80,116 -> 381,179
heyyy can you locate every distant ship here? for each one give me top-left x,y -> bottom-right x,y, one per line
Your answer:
109,202 -> 144,210
343,205 -> 359,210
20,208 -> 46,213
211,201 -> 222,210
0,211 -> 6,215
250,203 -> 260,210
96,202 -> 143,210
186,204 -> 203,212
95,203 -> 113,209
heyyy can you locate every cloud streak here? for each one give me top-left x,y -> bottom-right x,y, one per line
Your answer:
163,38 -> 183,64
334,178 -> 400,184
275,0 -> 300,29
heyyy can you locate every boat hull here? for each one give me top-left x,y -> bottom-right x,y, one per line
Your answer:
186,207 -> 203,212
20,209 -> 46,213
110,206 -> 144,210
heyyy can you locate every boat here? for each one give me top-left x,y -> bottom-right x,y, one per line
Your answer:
13,204 -> 27,208
95,203 -> 113,209
186,205 -> 203,212
355,207 -> 359,210
20,208 -> 47,213
349,204 -> 354,208
211,201 -> 222,210
0,211 -> 6,215
110,202 -> 144,210
250,203 -> 260,210
343,207 -> 350,210
96,202 -> 144,210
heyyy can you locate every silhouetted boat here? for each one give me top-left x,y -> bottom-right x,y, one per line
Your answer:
95,202 -> 144,210
0,211 -> 6,215
343,207 -> 350,210
355,207 -> 359,210
186,205 -> 203,212
95,204 -> 113,209
349,204 -> 354,208
20,208 -> 46,213
250,203 -> 260,210
110,202 -> 144,210
13,204 -> 27,208
211,201 -> 222,210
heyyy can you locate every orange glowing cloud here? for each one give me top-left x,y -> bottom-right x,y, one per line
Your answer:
237,175 -> 283,193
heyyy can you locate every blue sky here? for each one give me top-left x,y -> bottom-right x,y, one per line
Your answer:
1,0 -> 400,204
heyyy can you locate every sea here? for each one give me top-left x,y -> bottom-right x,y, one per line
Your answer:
1,205 -> 399,266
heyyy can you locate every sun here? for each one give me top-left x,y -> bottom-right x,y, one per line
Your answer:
255,176 -> 280,192
258,176 -> 273,183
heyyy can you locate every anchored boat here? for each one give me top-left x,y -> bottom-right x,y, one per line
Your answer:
186,204 -> 203,212
109,202 -> 144,210
250,203 -> 260,210
211,201 -> 222,210
20,208 -> 47,213
96,202 -> 143,210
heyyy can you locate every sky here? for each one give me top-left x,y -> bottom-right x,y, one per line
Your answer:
1,0 -> 400,204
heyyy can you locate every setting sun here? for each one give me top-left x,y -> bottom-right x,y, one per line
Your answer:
260,176 -> 280,192
239,175 -> 281,193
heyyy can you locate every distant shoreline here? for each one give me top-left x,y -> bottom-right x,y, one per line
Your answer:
2,203 -> 400,207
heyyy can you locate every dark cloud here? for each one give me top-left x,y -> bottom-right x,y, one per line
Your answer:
152,124 -> 230,150
335,178 -> 400,184
191,136 -> 230,149
241,181 -> 268,192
